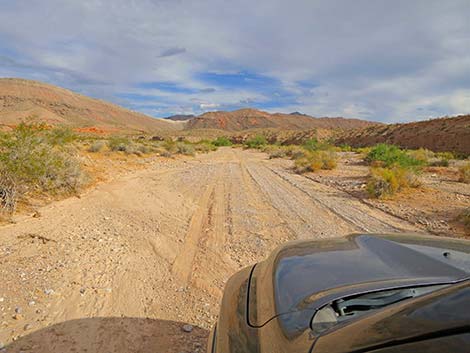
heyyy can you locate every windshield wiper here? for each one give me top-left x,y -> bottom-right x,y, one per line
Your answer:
311,284 -> 449,335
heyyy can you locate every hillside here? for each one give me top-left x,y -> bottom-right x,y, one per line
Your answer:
0,78 -> 182,133
185,108 -> 378,131
336,115 -> 470,155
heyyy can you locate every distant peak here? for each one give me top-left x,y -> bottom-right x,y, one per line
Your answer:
289,111 -> 308,116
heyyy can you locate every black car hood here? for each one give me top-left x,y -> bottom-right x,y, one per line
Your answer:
248,234 -> 470,328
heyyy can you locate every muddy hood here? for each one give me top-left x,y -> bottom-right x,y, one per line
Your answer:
248,234 -> 470,328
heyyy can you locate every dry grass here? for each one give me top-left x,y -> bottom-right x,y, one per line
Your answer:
459,208 -> 470,229
459,163 -> 470,183
294,150 -> 337,174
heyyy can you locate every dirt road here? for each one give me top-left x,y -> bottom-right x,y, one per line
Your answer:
0,148 -> 422,352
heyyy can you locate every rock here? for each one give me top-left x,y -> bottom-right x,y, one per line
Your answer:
24,323 -> 32,331
0,342 -> 4,349
15,307 -> 22,314
0,297 -> 4,302
182,324 -> 193,333
44,289 -> 54,295
28,301 -> 35,306
79,288 -> 86,295
12,313 -> 22,320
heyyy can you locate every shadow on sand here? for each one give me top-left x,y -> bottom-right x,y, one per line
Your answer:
4,317 -> 209,353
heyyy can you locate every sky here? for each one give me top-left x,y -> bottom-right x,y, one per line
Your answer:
0,0 -> 469,122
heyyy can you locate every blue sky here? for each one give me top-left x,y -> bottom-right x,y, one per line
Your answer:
0,1 -> 469,122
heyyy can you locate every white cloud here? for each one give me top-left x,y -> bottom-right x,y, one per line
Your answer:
0,0 -> 469,120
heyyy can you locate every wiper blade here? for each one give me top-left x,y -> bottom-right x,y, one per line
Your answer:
335,288 -> 416,316
311,284 -> 449,335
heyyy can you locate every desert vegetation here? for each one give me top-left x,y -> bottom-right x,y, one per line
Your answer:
364,144 -> 423,198
245,137 -> 338,174
0,123 -> 86,216
459,163 -> 470,183
0,122 -> 226,219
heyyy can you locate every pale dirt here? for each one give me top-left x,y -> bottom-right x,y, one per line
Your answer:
0,148 -> 423,353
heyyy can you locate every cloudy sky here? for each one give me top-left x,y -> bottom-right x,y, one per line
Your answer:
0,1 -> 469,122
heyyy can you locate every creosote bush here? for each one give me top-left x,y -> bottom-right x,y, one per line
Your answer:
0,122 -> 86,202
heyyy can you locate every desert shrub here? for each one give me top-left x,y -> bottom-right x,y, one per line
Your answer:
355,146 -> 373,156
162,139 -> 177,153
303,138 -> 333,152
212,136 -> 232,147
436,151 -> 455,160
366,144 -> 423,168
459,208 -> 470,228
293,150 -> 337,174
303,138 -> 320,151
47,126 -> 77,145
176,142 -> 195,156
0,169 -> 17,213
136,144 -> 151,154
194,142 -> 216,153
268,146 -> 289,159
160,150 -> 173,158
0,122 -> 86,195
429,158 -> 450,167
287,146 -> 307,159
245,135 -> 267,149
88,140 -> 105,152
367,166 -> 420,198
108,136 -> 131,152
338,144 -> 353,152
459,163 -> 470,183
407,148 -> 434,164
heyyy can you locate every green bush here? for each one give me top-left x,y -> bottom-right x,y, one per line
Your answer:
303,138 -> 332,152
459,163 -> 470,183
245,135 -> 267,149
367,166 -> 420,198
212,136 -> 232,147
47,126 -> 77,145
303,138 -> 320,151
0,123 -> 86,195
366,144 -> 424,168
